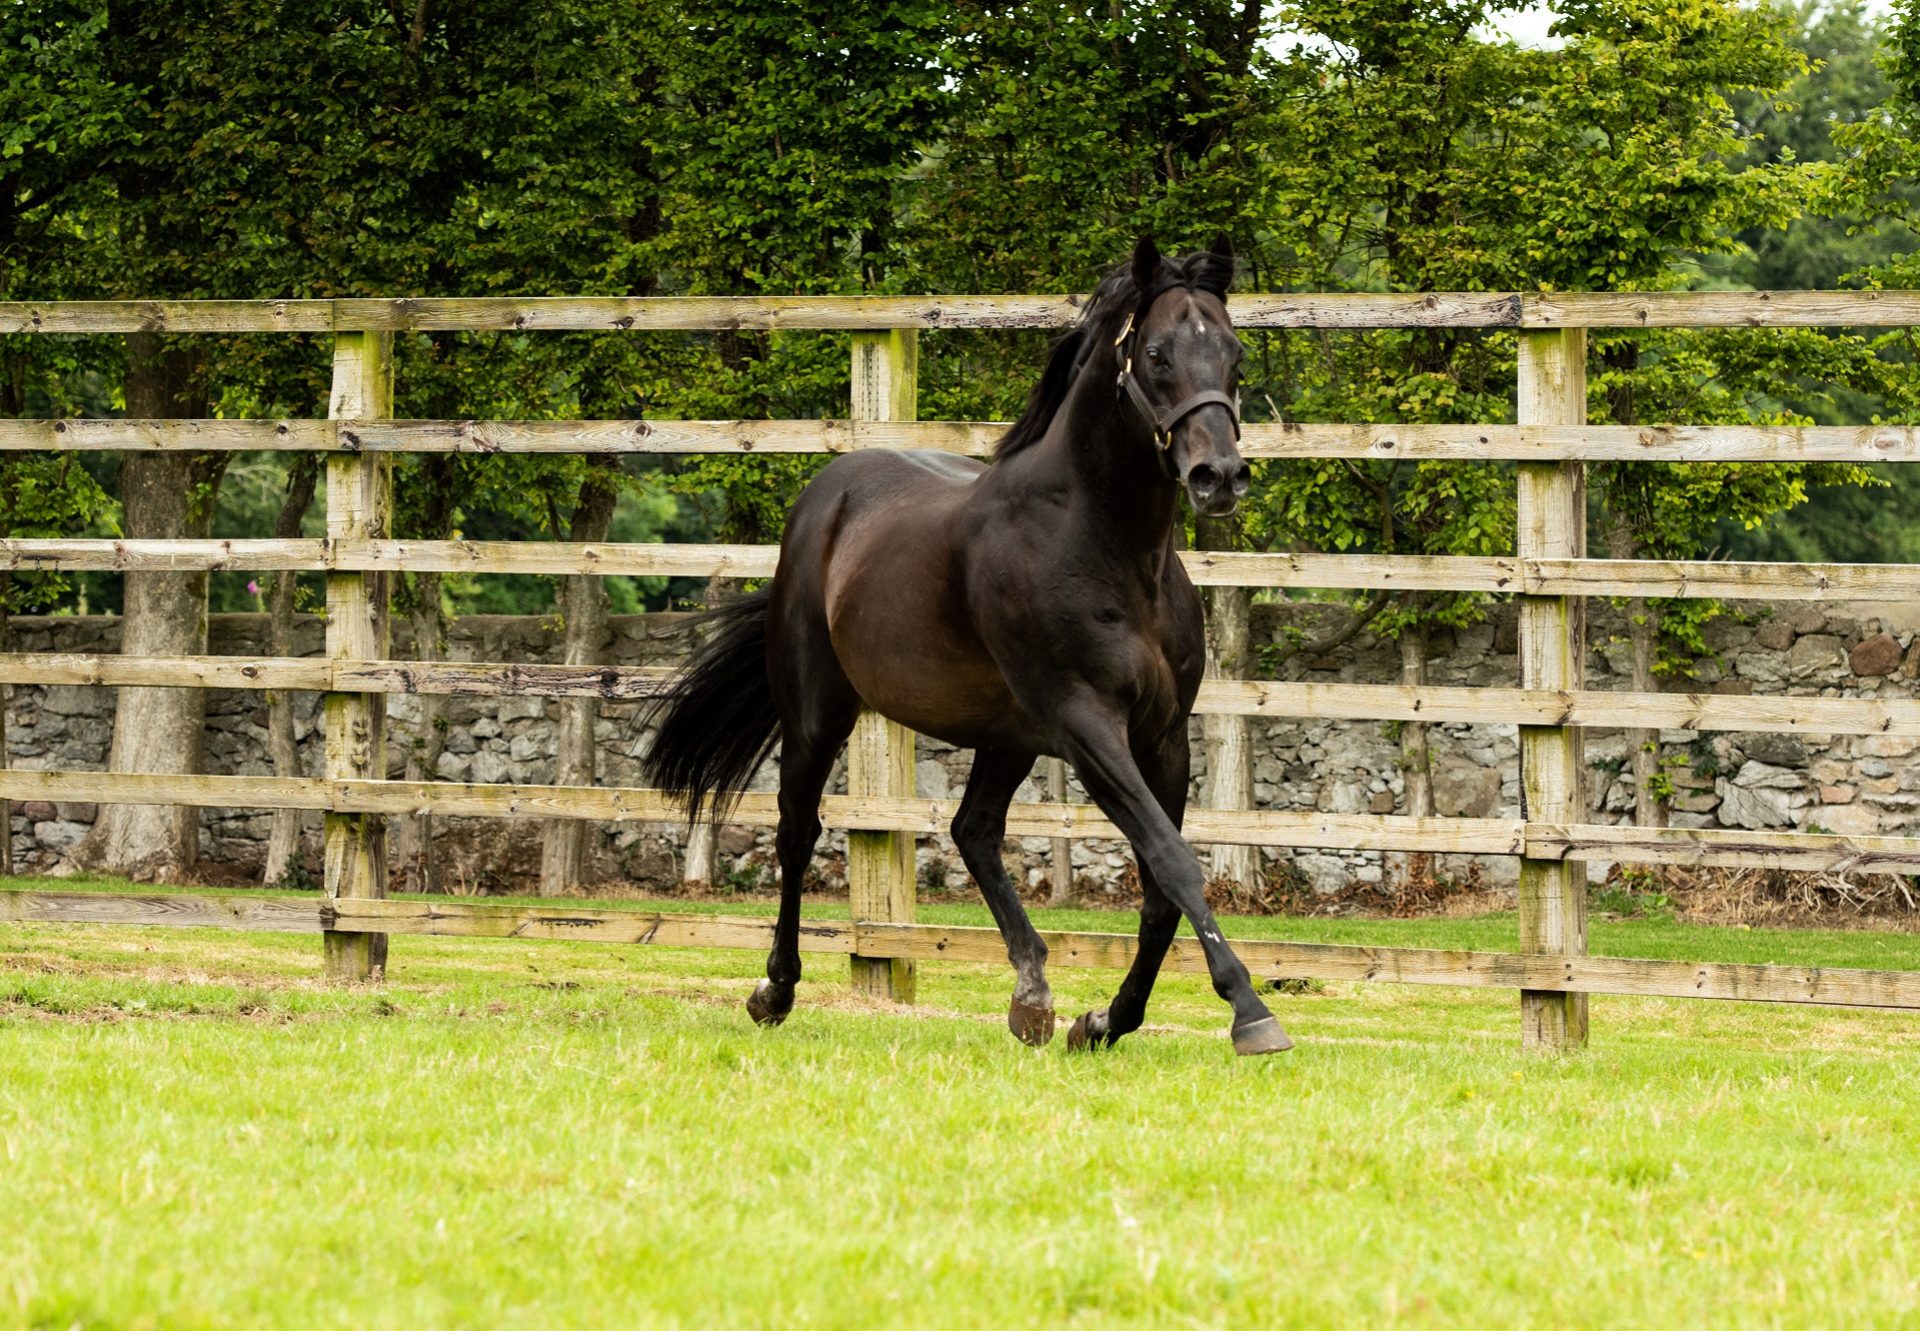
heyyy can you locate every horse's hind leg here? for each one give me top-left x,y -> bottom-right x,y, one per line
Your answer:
951,745 -> 1055,1046
749,621 -> 860,1027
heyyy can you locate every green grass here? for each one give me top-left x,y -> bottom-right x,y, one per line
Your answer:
4,875 -> 1920,1328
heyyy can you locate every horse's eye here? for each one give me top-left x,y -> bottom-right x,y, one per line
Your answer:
1145,344 -> 1164,364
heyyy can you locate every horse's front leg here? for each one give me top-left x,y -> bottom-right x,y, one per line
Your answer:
1068,728 -> 1188,1052
1059,699 -> 1290,1055
950,745 -> 1055,1046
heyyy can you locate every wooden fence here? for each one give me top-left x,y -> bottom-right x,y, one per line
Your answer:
6,291 -> 1920,1051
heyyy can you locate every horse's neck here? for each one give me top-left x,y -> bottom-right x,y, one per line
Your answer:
1043,343 -> 1182,558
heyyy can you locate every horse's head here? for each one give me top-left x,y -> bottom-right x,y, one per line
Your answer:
1117,235 -> 1250,518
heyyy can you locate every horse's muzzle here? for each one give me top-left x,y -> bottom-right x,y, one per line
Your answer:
1185,460 -> 1252,517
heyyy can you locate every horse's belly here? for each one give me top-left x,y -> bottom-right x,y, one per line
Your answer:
822,533 -> 1019,745
828,597 -> 1016,743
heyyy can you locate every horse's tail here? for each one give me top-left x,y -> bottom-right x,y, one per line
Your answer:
639,587 -> 781,823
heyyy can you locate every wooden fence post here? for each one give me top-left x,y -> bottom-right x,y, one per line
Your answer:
323,331 -> 394,981
1516,328 -> 1589,1050
846,330 -> 917,1002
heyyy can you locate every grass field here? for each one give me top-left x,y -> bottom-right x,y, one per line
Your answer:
4,876 -> 1920,1329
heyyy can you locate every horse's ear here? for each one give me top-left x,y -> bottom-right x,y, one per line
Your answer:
1131,235 -> 1162,293
1198,232 -> 1235,298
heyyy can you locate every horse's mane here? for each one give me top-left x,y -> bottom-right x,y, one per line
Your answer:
993,247 -> 1235,462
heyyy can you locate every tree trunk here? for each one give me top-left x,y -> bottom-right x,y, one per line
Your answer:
392,573 -> 447,892
539,460 -> 620,896
1196,515 -> 1255,886
71,335 -> 224,882
1600,344 -> 1663,830
386,456 -> 460,893
682,814 -> 717,887
1399,621 -> 1435,887
676,571 -> 734,888
262,455 -> 318,885
1603,521 -> 1664,828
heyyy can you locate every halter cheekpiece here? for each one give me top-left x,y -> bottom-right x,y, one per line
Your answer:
1111,303 -> 1242,477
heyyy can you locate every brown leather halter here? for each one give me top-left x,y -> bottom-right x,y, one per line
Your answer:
1110,307 -> 1242,477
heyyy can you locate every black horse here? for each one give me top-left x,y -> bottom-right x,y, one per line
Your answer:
643,237 -> 1290,1056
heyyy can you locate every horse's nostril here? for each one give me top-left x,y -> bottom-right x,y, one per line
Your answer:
1231,463 -> 1252,496
1188,463 -> 1221,495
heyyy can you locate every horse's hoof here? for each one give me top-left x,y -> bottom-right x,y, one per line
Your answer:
747,980 -> 792,1027
1067,1008 -> 1111,1052
1008,997 -> 1056,1047
1231,1015 -> 1294,1056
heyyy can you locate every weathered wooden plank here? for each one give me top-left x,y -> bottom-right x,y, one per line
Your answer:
349,539 -> 784,580
1191,679 -> 1920,737
331,659 -> 671,698
10,889 -> 1915,1009
1521,290 -> 1920,329
325,898 -> 856,953
0,769 -> 1524,851
13,766 -> 1920,871
0,300 -> 341,334
0,296 -> 1085,335
1242,422 -> 1920,462
11,291 -> 1920,335
13,538 -> 1920,602
12,654 -> 1920,737
1516,328 -> 1590,1051
0,418 -> 338,451
322,331 -> 393,982
845,329 -> 921,1003
0,652 -> 336,691
0,888 -> 324,933
0,417 -> 1005,457
1539,823 -> 1920,875
849,923 -> 1920,1008
0,771 -> 339,811
0,539 -> 331,571
18,418 -> 1920,463
1520,558 -> 1920,601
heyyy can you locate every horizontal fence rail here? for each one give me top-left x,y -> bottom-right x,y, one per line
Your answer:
11,418 -> 1920,463
7,768 -> 1920,875
8,289 -> 1920,333
7,890 -> 1919,1011
8,295 -> 1920,1051
10,538 -> 1920,602
5,653 -> 1920,737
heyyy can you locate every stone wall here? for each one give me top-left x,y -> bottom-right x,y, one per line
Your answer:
7,600 -> 1920,896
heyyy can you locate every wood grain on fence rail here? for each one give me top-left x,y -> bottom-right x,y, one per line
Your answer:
6,768 -> 1920,870
10,652 -> 1920,737
8,890 -> 1918,1009
16,538 -> 1920,602
14,418 -> 1920,463
12,290 -> 1920,333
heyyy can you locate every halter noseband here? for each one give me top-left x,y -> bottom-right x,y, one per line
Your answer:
1111,305 -> 1242,476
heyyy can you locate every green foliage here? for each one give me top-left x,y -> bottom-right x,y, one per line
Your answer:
0,452 -> 112,618
4,0 -> 1920,625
